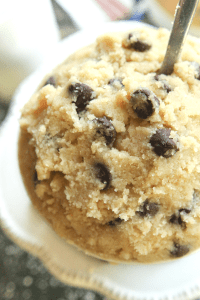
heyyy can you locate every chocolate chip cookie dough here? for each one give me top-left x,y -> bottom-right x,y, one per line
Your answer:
18,26 -> 200,263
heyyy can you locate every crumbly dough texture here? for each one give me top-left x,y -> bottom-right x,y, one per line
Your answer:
19,26 -> 200,263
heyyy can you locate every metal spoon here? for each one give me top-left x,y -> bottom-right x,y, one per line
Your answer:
159,0 -> 199,75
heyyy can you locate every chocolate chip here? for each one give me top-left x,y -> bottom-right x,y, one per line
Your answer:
169,208 -> 191,229
68,83 -> 95,113
154,74 -> 172,93
127,33 -> 151,52
150,128 -> 179,158
190,61 -> 200,80
44,76 -> 56,87
93,116 -> 116,147
130,88 -> 160,119
108,78 -> 124,87
170,242 -> 190,258
108,218 -> 123,226
169,213 -> 181,226
33,171 -> 41,187
179,208 -> 191,214
94,162 -> 112,191
136,199 -> 159,217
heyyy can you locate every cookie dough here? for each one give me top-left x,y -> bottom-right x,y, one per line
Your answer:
18,26 -> 200,263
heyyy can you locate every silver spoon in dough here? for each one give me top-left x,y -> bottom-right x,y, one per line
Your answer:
159,0 -> 199,75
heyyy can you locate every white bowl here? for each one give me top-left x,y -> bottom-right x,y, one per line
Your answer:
1,21 -> 200,300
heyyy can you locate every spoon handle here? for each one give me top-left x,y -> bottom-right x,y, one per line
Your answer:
159,0 -> 199,75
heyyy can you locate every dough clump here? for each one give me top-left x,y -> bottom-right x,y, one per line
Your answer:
19,26 -> 200,263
